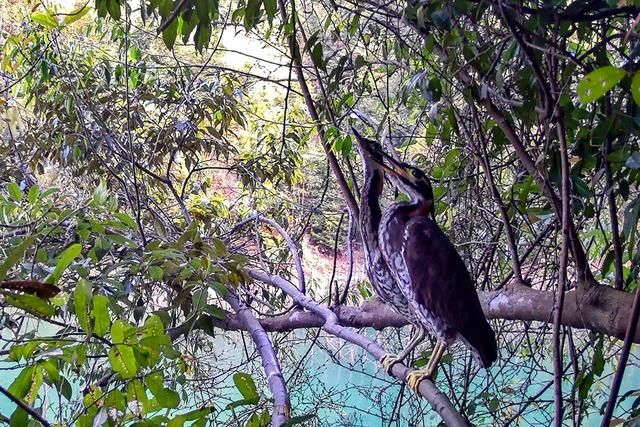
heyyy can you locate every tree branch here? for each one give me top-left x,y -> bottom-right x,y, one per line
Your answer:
244,267 -> 469,426
183,281 -> 640,344
224,291 -> 290,426
0,385 -> 52,427
276,0 -> 360,219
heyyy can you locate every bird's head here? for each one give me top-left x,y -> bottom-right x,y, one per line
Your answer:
352,127 -> 384,168
369,150 -> 435,218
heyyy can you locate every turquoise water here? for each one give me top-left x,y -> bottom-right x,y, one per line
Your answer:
1,324 -> 639,426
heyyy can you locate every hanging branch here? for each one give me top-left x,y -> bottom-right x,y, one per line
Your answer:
224,291 -> 290,426
276,0 -> 360,219
339,209 -> 355,305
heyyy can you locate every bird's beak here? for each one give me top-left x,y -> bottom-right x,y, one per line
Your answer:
371,150 -> 413,182
351,127 -> 379,156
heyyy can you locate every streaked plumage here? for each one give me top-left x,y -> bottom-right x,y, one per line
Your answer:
367,142 -> 497,389
379,202 -> 497,368
353,128 -> 417,323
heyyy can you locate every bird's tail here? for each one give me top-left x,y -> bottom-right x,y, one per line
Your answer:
460,322 -> 498,368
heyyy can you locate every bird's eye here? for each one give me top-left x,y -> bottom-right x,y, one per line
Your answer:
412,169 -> 423,178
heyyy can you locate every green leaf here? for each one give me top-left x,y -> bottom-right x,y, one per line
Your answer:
578,371 -> 594,400
147,373 -> 181,408
623,196 -> 640,240
310,43 -> 325,72
194,0 -> 210,22
264,0 -> 276,22
149,265 -> 164,281
233,372 -> 259,401
0,236 -> 36,283
47,243 -> 81,284
577,66 -> 625,104
204,304 -> 227,320
7,182 -> 22,201
4,293 -> 55,317
143,315 -> 165,337
244,0 -> 260,30
162,19 -> 179,50
632,72 -> 640,106
74,279 -> 93,333
108,344 -> 137,379
129,45 -> 141,61
8,367 -> 35,399
92,177 -> 108,206
91,295 -> 110,337
111,319 -> 131,343
31,11 -> 59,29
592,334 -> 605,376
27,185 -> 39,204
194,24 -> 211,53
106,0 -> 121,20
571,176 -> 592,197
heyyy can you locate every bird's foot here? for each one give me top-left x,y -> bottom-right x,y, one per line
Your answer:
406,367 -> 436,396
379,353 -> 401,375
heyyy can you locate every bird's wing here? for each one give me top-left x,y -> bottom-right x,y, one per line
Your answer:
401,217 -> 497,366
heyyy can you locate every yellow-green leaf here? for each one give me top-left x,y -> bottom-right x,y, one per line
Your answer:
7,182 -> 22,201
47,243 -> 82,284
0,236 -> 36,283
31,11 -> 59,29
143,315 -> 165,337
5,293 -> 54,317
108,344 -> 137,379
632,72 -> 640,106
577,66 -> 625,104
63,5 -> 89,24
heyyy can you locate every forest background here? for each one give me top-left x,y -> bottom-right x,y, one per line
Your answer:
1,0 -> 640,425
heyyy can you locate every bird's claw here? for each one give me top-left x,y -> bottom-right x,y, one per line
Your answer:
380,353 -> 401,375
406,368 -> 436,396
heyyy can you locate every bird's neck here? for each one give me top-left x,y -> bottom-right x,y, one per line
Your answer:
360,169 -> 384,245
387,198 -> 432,221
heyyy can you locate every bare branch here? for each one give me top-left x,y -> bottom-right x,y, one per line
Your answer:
224,291 -> 290,426
244,267 -> 469,426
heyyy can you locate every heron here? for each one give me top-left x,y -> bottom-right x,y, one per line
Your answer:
365,141 -> 498,394
352,128 -> 427,372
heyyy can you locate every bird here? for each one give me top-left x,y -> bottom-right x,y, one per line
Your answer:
367,142 -> 498,394
352,128 -> 427,372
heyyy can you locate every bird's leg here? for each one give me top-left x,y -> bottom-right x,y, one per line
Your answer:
380,326 -> 426,374
396,326 -> 427,363
406,342 -> 447,395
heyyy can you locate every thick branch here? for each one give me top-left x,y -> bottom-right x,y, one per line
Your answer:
195,283 -> 640,344
224,292 -> 290,426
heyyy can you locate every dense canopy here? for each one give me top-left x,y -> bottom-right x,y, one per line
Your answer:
1,0 -> 640,425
